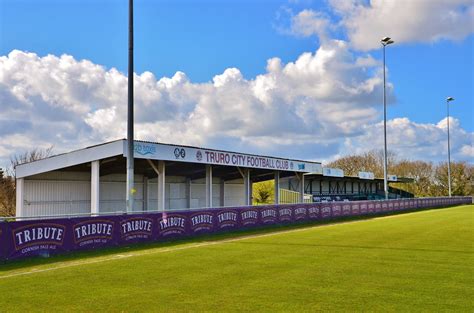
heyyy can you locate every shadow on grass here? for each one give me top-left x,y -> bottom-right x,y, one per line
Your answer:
0,205 -> 469,271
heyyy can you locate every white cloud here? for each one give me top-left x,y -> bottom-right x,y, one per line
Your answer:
460,144 -> 474,158
290,9 -> 332,42
341,117 -> 474,162
0,48 -> 472,171
286,1 -> 474,51
330,0 -> 474,50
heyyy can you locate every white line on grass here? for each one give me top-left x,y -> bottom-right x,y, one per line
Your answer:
1,222 -> 347,279
0,208 -> 456,279
0,225 -> 317,279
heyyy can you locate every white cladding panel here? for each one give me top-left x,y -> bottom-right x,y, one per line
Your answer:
190,183 -> 206,209
99,182 -> 144,213
279,178 -> 291,190
147,181 -> 185,210
224,184 -> 245,206
22,172 -> 246,216
212,183 -> 220,206
99,174 -> 144,212
29,171 -> 91,181
321,181 -> 330,193
167,182 -> 187,210
23,180 -> 90,217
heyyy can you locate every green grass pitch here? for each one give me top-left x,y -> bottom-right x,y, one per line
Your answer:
1,205 -> 473,312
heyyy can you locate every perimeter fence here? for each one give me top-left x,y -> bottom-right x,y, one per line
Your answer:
0,196 -> 471,261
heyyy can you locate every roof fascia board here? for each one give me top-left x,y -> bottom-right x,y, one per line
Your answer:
15,140 -> 125,178
127,140 -> 322,174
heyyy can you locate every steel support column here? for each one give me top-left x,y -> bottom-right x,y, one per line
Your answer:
294,172 -> 304,203
157,161 -> 166,211
220,180 -> 225,207
186,178 -> 192,208
147,159 -> 165,211
274,171 -> 280,204
243,169 -> 251,206
91,160 -> 100,214
206,165 -> 213,207
143,176 -> 148,211
16,178 -> 24,218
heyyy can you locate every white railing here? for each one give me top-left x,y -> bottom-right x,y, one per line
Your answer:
280,188 -> 312,204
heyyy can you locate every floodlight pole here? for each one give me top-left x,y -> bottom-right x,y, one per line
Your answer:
126,0 -> 134,212
446,97 -> 454,197
381,37 -> 394,200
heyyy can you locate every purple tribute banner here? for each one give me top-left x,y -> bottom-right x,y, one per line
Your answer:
320,204 -> 332,219
278,207 -> 293,223
260,207 -> 278,225
332,203 -> 342,217
118,214 -> 156,244
0,196 -> 471,261
0,222 -> 8,261
189,211 -> 215,234
240,208 -> 259,228
351,203 -> 360,215
294,206 -> 308,221
307,204 -> 320,220
7,219 -> 70,259
157,212 -> 188,239
71,217 -> 116,250
216,209 -> 239,230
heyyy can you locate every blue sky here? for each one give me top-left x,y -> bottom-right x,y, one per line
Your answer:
0,0 -> 473,169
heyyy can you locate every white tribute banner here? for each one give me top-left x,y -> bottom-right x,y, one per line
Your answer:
126,141 -> 323,173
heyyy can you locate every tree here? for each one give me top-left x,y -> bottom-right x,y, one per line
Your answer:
253,180 -> 274,205
391,160 -> 436,197
433,162 -> 473,196
0,168 -> 15,216
8,146 -> 54,177
327,149 -> 397,178
0,146 -> 54,217
328,151 -> 473,198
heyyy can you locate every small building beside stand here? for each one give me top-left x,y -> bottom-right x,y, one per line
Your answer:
281,169 -> 413,202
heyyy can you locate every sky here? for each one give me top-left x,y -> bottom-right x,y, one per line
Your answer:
0,0 -> 473,171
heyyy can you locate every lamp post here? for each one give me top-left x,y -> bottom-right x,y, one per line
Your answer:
381,36 -> 394,200
126,0 -> 135,212
446,96 -> 454,197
